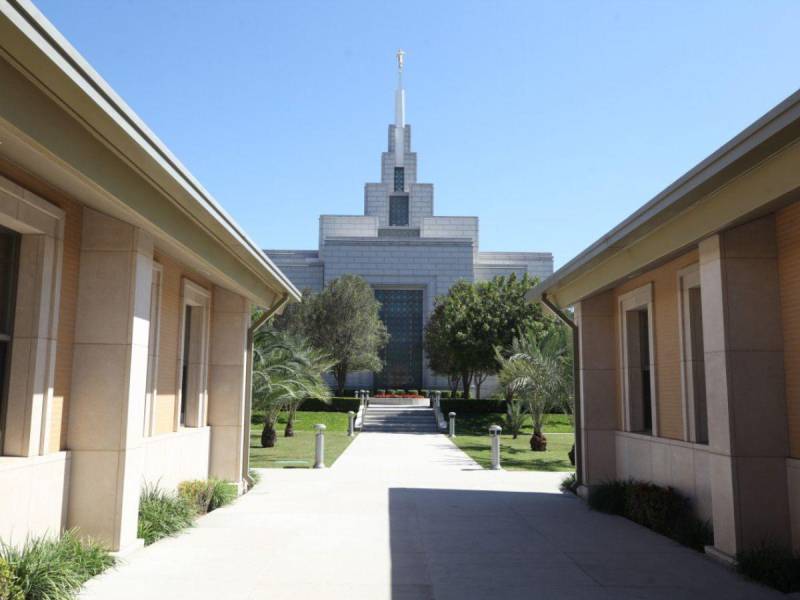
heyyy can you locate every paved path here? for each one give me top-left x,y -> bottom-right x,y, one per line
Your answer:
80,433 -> 779,599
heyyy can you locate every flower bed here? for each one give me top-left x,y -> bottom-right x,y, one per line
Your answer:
373,393 -> 425,399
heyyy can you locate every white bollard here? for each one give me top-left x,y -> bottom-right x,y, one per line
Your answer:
347,411 -> 355,437
314,423 -> 327,468
489,424 -> 502,470
449,412 -> 456,438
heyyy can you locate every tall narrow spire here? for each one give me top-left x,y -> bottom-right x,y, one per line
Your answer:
395,49 -> 405,128
394,49 -> 406,168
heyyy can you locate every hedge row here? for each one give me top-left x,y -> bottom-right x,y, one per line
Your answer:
440,399 -> 507,414
298,397 -> 362,412
588,479 -> 713,552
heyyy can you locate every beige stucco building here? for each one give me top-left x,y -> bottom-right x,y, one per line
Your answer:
0,2 -> 299,553
530,88 -> 800,560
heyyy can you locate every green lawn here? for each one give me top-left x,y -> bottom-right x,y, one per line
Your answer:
249,411 -> 355,468
449,413 -> 575,471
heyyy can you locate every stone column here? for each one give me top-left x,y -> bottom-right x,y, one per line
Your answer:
207,286 -> 249,488
67,209 -> 152,553
575,290 -> 617,487
699,215 -> 791,557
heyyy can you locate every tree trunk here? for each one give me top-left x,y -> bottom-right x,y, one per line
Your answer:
448,374 -> 460,395
530,432 -> 547,451
568,443 -> 575,466
474,372 -> 488,400
284,408 -> 295,437
261,421 -> 277,448
461,371 -> 472,399
334,364 -> 347,396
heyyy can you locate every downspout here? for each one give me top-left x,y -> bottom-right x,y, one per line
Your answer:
242,292 -> 291,488
541,292 -> 583,488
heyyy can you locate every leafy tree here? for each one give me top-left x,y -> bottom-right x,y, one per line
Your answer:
424,273 -> 546,398
422,302 -> 462,395
277,274 -> 388,395
497,326 -> 568,451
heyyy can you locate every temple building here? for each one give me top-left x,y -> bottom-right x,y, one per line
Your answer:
267,52 -> 553,391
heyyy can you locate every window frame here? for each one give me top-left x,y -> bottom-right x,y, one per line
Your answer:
143,262 -> 163,437
677,263 -> 708,444
175,278 -> 211,430
0,226 -> 20,453
618,283 -> 659,436
0,174 -> 65,457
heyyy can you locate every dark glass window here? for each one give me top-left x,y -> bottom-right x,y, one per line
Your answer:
394,167 -> 405,192
389,195 -> 409,226
180,306 -> 193,426
374,289 -> 423,390
0,227 -> 20,451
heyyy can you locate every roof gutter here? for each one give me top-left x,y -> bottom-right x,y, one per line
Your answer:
540,293 -> 583,488
241,292 -> 291,488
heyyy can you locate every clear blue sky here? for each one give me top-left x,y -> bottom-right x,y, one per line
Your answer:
36,0 -> 800,269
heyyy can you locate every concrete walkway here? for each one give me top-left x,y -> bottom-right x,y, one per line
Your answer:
80,433 -> 779,599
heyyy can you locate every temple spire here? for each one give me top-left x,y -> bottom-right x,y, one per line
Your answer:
395,49 -> 405,128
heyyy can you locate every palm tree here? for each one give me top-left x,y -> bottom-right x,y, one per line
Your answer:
497,326 -> 567,451
251,328 -> 332,448
281,338 -> 335,437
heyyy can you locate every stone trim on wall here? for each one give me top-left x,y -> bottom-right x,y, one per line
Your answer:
618,283 -> 659,437
176,278 -> 211,430
0,174 -> 65,457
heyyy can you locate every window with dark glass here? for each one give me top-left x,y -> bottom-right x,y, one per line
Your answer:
374,289 -> 423,390
180,306 -> 193,426
389,195 -> 409,226
394,167 -> 405,192
0,227 -> 20,452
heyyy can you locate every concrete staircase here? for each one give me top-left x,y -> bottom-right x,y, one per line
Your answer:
362,405 -> 439,433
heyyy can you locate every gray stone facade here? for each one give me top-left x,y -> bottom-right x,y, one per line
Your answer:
266,97 -> 552,393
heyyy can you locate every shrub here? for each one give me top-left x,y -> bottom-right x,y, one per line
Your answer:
560,473 -> 578,495
624,481 -> 689,536
440,390 -> 451,399
376,389 -> 386,395
440,399 -> 507,414
297,397 -> 361,412
671,514 -> 713,552
408,389 -> 419,396
178,479 -> 237,514
587,480 -> 629,515
588,479 -> 712,552
0,530 -> 114,600
420,389 -> 430,397
736,543 -> 800,593
137,484 -> 196,545
0,556 -> 22,600
454,390 -> 463,398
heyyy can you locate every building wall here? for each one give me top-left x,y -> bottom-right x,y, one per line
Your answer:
141,427 -> 210,491
612,250 -> 699,440
776,201 -> 800,459
0,452 -> 70,545
319,215 -> 378,246
475,251 -> 554,283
